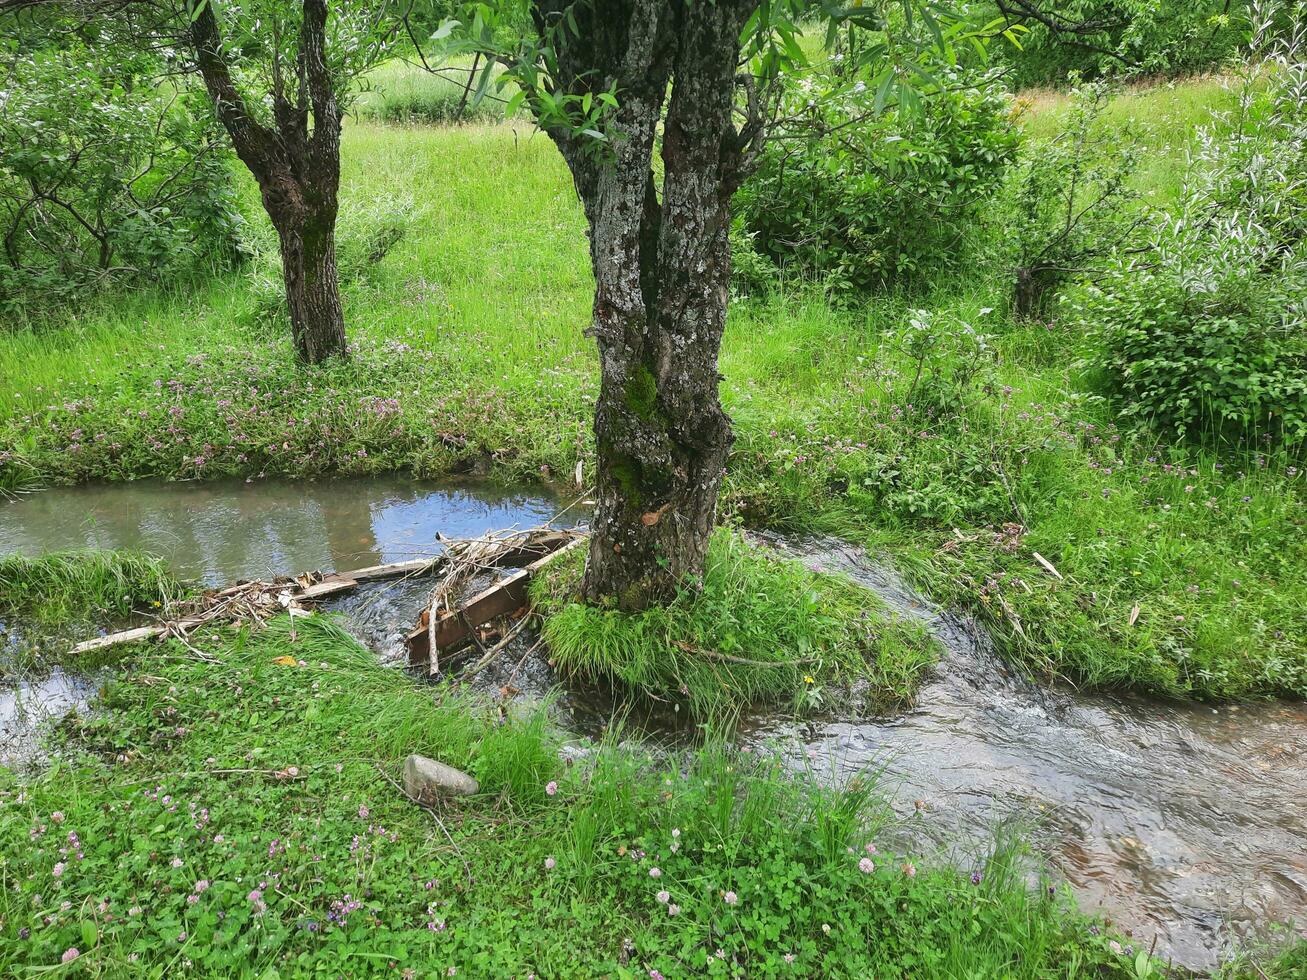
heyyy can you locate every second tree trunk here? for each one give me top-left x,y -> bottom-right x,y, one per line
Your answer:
277,212 -> 346,364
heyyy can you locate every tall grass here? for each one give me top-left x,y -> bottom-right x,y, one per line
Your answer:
353,59 -> 508,125
0,548 -> 182,624
532,528 -> 938,720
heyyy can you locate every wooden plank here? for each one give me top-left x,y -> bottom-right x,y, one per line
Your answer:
73,624 -> 168,654
295,576 -> 358,600
347,558 -> 444,582
406,535 -> 587,671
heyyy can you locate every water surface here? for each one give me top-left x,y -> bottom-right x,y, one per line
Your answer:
1,481 -> 1304,970
0,476 -> 567,585
742,533 -> 1307,972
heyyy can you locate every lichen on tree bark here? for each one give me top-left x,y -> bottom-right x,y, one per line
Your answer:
529,0 -> 764,609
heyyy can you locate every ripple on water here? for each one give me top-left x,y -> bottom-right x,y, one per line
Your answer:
740,532 -> 1307,972
1,483 -> 1304,969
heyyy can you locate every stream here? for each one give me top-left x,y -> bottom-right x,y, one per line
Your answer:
1,476 -> 1303,971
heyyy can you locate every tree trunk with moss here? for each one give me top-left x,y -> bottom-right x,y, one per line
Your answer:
530,0 -> 760,610
191,0 -> 347,364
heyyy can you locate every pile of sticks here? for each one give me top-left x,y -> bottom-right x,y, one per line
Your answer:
409,528 -> 586,674
69,527 -> 587,668
70,559 -> 440,656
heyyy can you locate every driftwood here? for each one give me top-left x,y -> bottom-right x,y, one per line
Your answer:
407,531 -> 586,673
71,557 -> 441,656
72,525 -> 587,676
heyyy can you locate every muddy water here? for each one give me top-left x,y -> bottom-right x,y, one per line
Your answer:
1,482 -> 1304,970
742,533 -> 1307,972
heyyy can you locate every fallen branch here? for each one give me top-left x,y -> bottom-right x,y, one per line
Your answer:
671,639 -> 813,668
457,613 -> 532,682
72,557 -> 445,656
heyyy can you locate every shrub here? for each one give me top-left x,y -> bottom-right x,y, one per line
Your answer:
0,34 -> 241,312
1082,7 -> 1307,445
1000,83 -> 1144,318
734,63 -> 1018,294
1000,0 -> 1252,89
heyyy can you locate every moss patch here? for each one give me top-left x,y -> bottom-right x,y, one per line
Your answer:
530,528 -> 938,720
625,363 -> 659,422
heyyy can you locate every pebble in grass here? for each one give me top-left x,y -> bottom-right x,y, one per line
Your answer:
403,754 -> 479,802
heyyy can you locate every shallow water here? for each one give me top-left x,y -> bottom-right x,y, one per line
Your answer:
0,475 -> 579,765
1,480 -> 1304,970
741,533 -> 1307,972
0,476 -> 569,586
0,664 -> 107,770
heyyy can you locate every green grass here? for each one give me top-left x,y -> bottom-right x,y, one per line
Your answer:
0,613 -> 1146,976
0,549 -> 182,626
1218,930 -> 1307,980
1017,74 -> 1242,205
0,548 -> 186,679
353,59 -> 509,126
0,73 -> 1303,704
531,528 -> 938,721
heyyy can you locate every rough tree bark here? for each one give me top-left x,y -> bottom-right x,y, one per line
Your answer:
191,0 -> 346,363
530,0 -> 763,609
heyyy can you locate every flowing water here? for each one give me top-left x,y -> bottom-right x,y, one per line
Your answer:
740,533 -> 1307,972
1,478 -> 1304,971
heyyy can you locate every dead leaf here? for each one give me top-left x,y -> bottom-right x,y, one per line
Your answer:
1031,552 -> 1063,580
641,502 -> 672,526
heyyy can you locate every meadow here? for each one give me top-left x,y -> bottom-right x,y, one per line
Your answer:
1,61 -> 1306,976
1,76 -> 1303,705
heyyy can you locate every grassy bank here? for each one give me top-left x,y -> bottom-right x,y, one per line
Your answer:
0,81 -> 1303,706
0,614 -> 1139,976
0,550 -> 180,626
532,528 -> 938,720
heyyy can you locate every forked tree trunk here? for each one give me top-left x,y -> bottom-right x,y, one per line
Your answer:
276,209 -> 346,364
190,0 -> 347,364
533,0 -> 757,609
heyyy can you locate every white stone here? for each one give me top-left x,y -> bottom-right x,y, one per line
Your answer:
403,754 -> 479,802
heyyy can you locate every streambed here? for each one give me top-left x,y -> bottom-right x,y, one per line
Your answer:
0,476 -> 1303,971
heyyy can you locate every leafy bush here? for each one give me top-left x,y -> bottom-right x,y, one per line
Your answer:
734,63 -> 1018,294
1000,0 -> 1252,88
0,35 -> 241,312
1082,8 -> 1307,445
1000,83 -> 1144,318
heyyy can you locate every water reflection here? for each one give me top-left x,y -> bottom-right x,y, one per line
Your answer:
0,476 -> 567,585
